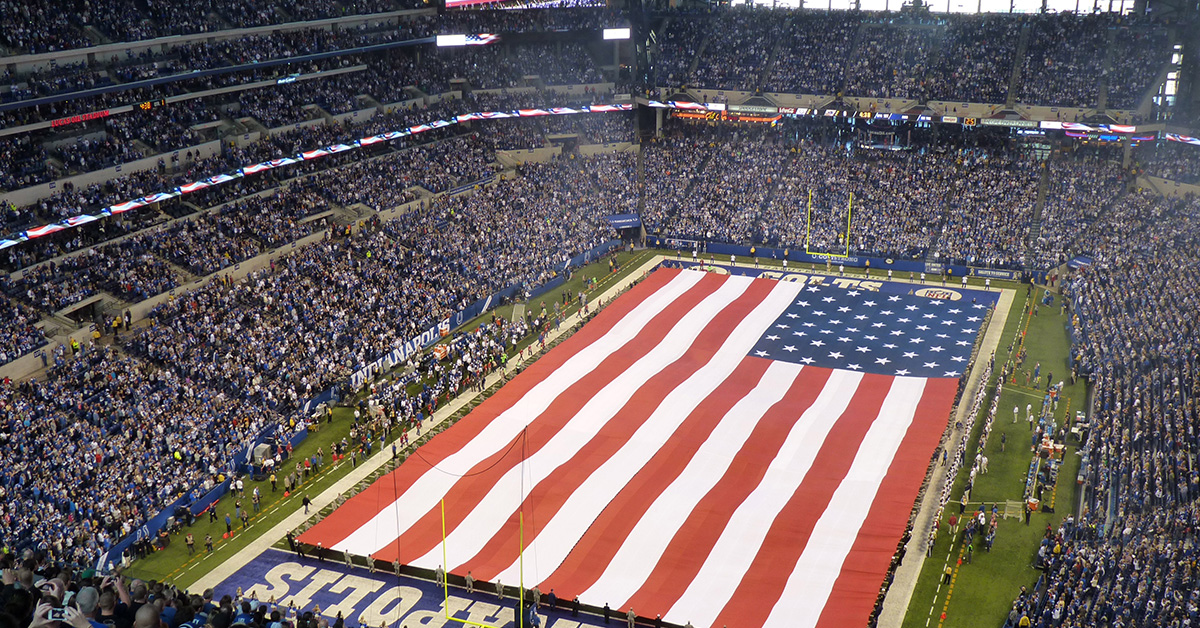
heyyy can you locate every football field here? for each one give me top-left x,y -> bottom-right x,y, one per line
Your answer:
300,265 -> 1002,628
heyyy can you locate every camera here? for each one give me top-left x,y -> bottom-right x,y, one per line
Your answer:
47,608 -> 68,621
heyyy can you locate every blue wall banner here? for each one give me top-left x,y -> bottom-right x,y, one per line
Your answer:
604,214 -> 642,229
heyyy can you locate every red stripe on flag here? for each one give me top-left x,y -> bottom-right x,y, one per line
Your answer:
299,267 -> 682,548
814,377 -> 958,628
368,271 -> 728,563
709,372 -> 895,628
460,279 -> 778,581
536,356 -> 773,598
620,362 -> 835,612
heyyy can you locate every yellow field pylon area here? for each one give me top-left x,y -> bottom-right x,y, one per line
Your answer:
441,500 -> 523,628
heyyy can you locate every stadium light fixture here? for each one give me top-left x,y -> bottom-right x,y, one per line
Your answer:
603,28 -> 631,40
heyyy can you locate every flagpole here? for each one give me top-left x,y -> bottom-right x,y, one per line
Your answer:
845,191 -> 853,257
806,189 -> 812,252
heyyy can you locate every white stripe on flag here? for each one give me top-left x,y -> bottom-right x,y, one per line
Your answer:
332,269 -> 707,555
545,358 -> 803,598
490,280 -> 803,584
586,368 -> 863,608
663,370 -> 877,627
421,274 -> 761,569
764,376 -> 928,628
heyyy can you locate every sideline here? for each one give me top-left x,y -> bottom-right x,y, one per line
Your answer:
876,286 -> 1016,628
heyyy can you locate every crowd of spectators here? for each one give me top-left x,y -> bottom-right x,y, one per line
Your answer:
510,43 -> 603,85
539,111 -> 634,144
1063,187 -> 1174,268
688,9 -> 783,92
130,220 -> 487,416
780,144 -> 957,260
0,572 -> 358,628
645,125 -> 962,261
470,117 -> 546,151
55,135 -> 146,175
0,90 -> 564,274
665,135 -> 789,244
1018,13 -> 1108,108
1134,140 -> 1200,185
647,9 -> 1172,112
0,18 -> 431,116
0,0 -> 428,55
932,152 -> 1040,269
106,101 -> 217,153
392,136 -> 498,193
927,15 -> 1020,104
763,12 -> 859,96
390,155 -> 621,290
0,0 -> 92,54
653,17 -> 707,87
0,136 -> 51,192
0,344 -> 283,564
1,62 -> 109,102
1,237 -> 184,313
0,205 -> 167,275
1034,153 -> 1128,268
640,132 -> 710,233
845,24 -> 937,100
233,80 -> 341,129
0,295 -> 46,365
429,46 -> 522,91
312,154 -> 422,211
124,188 -> 327,276
1105,25 -> 1171,110
1004,190 -> 1200,627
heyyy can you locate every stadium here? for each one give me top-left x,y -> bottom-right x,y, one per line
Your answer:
0,0 -> 1196,627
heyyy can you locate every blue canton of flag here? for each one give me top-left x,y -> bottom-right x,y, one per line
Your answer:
749,283 -> 991,378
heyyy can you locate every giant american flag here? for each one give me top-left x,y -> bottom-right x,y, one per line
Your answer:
300,266 -> 994,628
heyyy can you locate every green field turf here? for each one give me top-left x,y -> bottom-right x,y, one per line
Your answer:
902,287 -> 1084,628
